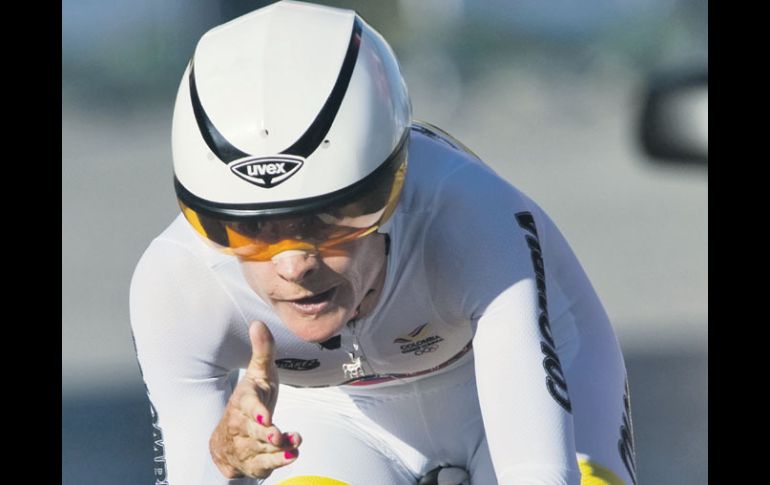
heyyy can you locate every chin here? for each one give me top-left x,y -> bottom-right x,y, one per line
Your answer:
279,308 -> 349,343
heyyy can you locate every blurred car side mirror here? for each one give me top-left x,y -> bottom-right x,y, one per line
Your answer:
639,67 -> 708,166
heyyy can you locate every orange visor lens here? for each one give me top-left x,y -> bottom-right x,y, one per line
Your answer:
179,159 -> 405,261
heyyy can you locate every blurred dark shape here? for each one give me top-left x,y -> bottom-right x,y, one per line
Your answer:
639,66 -> 708,166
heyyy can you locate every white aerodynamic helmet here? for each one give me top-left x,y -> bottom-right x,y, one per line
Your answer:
173,0 -> 411,261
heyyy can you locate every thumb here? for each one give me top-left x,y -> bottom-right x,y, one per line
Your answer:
246,321 -> 276,381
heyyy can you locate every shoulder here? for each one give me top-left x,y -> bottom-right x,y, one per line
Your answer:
131,214 -> 237,285
130,215 -> 256,375
151,213 -> 233,263
406,123 -> 552,317
129,214 -> 244,343
407,122 -> 533,243
403,122 -> 528,214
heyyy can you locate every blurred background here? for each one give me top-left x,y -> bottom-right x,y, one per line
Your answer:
62,0 -> 707,483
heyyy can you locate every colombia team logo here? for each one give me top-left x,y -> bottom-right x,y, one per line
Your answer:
394,323 -> 444,356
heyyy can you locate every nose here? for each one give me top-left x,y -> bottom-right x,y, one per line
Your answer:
272,250 -> 319,283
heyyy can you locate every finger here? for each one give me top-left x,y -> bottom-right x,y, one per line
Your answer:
264,429 -> 303,449
238,392 -> 274,428
237,421 -> 301,451
231,434 -> 284,457
263,428 -> 290,448
245,447 -> 300,476
246,415 -> 284,447
237,393 -> 290,447
245,321 -> 276,383
280,431 -> 302,449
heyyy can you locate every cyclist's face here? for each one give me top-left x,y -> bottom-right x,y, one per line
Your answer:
239,233 -> 387,343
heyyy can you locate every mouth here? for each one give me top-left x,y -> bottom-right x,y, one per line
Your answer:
282,286 -> 338,315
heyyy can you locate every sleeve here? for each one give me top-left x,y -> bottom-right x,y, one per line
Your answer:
425,163 -> 581,484
129,238 -> 256,485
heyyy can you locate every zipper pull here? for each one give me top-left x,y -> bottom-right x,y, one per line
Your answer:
343,353 -> 365,379
343,319 -> 366,379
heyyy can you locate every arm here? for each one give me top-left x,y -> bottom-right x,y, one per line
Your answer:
472,263 -> 580,484
425,164 -> 581,484
129,238 -> 257,484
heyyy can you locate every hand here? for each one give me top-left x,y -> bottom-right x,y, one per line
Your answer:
209,321 -> 302,479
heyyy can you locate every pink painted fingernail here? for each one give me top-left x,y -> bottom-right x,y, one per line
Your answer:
256,414 -> 264,425
267,433 -> 274,444
284,449 -> 298,460
283,432 -> 294,445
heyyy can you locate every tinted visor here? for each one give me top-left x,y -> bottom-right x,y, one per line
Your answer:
177,145 -> 407,261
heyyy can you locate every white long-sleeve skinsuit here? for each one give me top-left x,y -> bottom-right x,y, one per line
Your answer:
130,123 -> 637,485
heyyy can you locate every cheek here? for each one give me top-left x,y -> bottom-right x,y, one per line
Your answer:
239,262 -> 275,298
323,239 -> 379,293
322,253 -> 365,289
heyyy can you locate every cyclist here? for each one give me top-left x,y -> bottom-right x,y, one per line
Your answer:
130,2 -> 637,484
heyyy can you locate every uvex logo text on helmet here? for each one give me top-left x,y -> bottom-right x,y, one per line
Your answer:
230,156 -> 304,188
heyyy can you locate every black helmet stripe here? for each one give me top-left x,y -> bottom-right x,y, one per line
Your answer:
174,128 -> 408,219
281,18 -> 362,158
188,18 -> 362,164
189,63 -> 250,163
